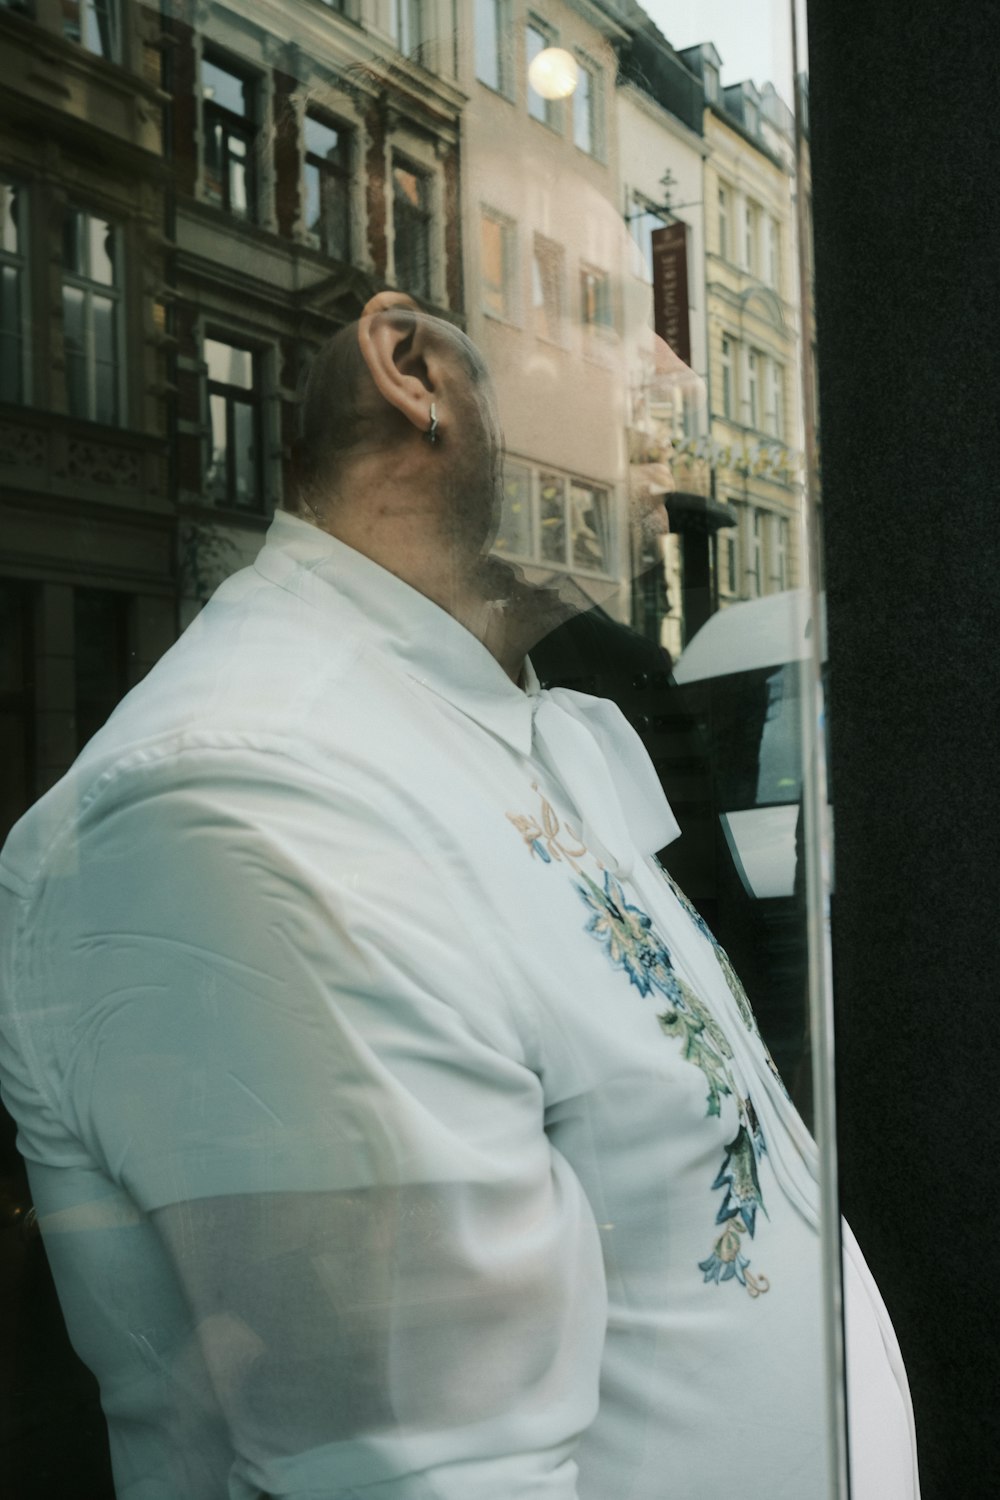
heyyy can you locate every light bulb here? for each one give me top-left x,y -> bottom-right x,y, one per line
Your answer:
528,47 -> 579,101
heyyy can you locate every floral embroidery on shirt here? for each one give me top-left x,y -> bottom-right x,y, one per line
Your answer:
658,863 -> 792,1102
507,786 -> 770,1296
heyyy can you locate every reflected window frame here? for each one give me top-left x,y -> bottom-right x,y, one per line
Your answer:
391,153 -> 433,302
474,0 -> 512,98
203,332 -> 264,515
61,204 -> 123,428
302,108 -> 353,262
572,52 -> 601,159
717,181 -> 731,262
580,263 -> 614,336
526,14 -> 560,129
496,461 -> 614,579
480,205 -> 517,324
392,0 -> 425,65
62,0 -> 121,64
531,231 -> 565,344
0,177 -> 27,405
201,50 -> 258,222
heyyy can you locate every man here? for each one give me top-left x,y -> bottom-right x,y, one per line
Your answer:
0,295 -> 917,1498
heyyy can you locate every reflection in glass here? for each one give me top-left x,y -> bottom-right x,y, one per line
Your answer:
527,21 -> 557,125
393,159 -> 431,299
539,471 -> 566,563
573,58 -> 594,152
304,113 -> 351,260
532,233 -> 564,341
569,481 -> 609,571
495,461 -> 532,557
0,179 -> 23,402
63,0 -> 119,61
205,338 -> 260,512
202,56 -> 254,219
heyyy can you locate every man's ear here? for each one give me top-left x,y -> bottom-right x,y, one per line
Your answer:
357,291 -> 439,437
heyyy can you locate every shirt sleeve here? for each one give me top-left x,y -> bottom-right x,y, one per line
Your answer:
30,754 -> 607,1498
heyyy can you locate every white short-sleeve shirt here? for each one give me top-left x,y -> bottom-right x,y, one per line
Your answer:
0,511 -> 918,1500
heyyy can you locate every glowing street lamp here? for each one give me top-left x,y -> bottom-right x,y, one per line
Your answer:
528,47 -> 579,101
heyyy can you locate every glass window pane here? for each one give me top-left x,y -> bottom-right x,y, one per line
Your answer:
532,237 -> 562,341
304,115 -> 342,162
1,180 -> 19,253
475,0 -> 500,90
203,120 -> 224,205
88,217 -> 115,286
526,25 -> 550,123
205,337 -> 253,389
63,209 -> 85,275
393,163 -> 426,212
321,175 -> 351,261
569,482 -> 608,572
62,285 -> 87,415
481,215 -> 505,318
232,398 -> 258,509
573,65 -> 593,152
228,133 -> 249,217
202,58 -> 247,116
539,472 -> 566,563
304,162 -> 321,237
495,463 -> 531,556
206,390 -> 228,501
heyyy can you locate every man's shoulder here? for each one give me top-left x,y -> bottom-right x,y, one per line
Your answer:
0,567 -> 404,890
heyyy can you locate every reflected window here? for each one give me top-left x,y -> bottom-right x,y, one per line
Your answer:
204,335 -> 262,512
717,182 -> 731,260
580,265 -> 613,331
532,233 -> 564,342
720,334 -> 734,418
0,179 -> 25,404
747,348 -> 760,428
392,0 -> 423,62
749,508 -> 763,595
573,58 -> 598,155
744,199 -> 759,275
480,209 -> 515,321
303,112 -> 351,261
202,54 -> 256,220
62,206 -> 121,425
767,216 -> 781,288
62,0 -> 120,61
475,0 -> 510,96
495,461 -> 532,558
764,360 -> 783,438
393,158 -> 432,299
569,481 -> 610,572
539,470 -> 567,563
526,18 -> 557,127
724,529 -> 738,595
772,514 -> 789,591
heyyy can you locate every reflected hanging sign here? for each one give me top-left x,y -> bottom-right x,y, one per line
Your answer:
651,220 -> 691,367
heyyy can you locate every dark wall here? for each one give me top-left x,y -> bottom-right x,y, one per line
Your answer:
807,2 -> 999,1495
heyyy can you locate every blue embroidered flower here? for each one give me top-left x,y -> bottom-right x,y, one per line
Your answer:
699,1219 -> 769,1297
711,1123 -> 765,1235
576,871 -> 671,1000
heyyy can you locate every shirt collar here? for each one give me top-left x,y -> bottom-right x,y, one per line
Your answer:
255,510 -> 535,756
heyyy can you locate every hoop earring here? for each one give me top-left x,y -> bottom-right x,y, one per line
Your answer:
425,401 -> 440,446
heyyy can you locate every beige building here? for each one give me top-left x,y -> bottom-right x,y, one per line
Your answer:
681,43 -> 803,616
458,0 -> 637,622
